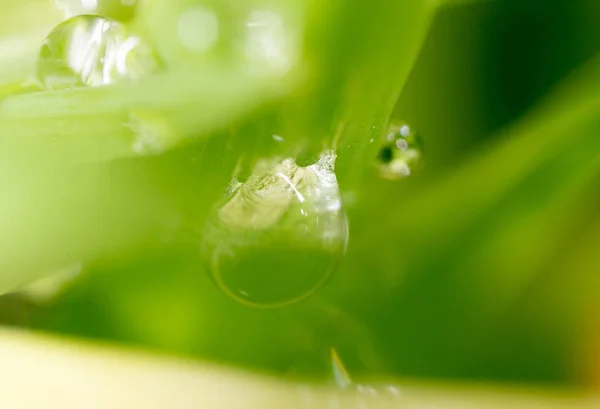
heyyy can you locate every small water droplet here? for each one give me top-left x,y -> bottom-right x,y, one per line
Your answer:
37,15 -> 159,89
377,121 -> 422,180
395,138 -> 409,151
202,151 -> 348,307
55,0 -> 138,21
177,6 -> 219,53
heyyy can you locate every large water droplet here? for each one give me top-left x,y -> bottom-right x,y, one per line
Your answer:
37,15 -> 159,89
202,151 -> 348,307
377,121 -> 423,180
55,0 -> 138,21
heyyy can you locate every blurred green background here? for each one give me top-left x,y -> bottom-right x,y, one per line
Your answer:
1,0 -> 599,392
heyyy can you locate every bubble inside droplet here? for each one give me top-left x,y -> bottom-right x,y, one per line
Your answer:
55,0 -> 138,21
37,15 -> 159,89
377,121 -> 422,180
202,151 -> 348,307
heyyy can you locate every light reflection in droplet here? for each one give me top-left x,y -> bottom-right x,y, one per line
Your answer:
396,138 -> 409,151
37,15 -> 159,89
115,36 -> 139,75
377,121 -> 423,180
400,125 -> 411,137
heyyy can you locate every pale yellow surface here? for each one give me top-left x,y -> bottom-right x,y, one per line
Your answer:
0,328 -> 597,409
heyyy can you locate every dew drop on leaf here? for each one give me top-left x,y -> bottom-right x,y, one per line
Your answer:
377,121 -> 423,180
202,151 -> 349,307
37,15 -> 159,89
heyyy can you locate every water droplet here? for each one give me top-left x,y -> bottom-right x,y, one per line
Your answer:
177,6 -> 219,53
377,121 -> 422,180
245,10 -> 295,75
55,0 -> 138,21
202,151 -> 348,307
37,15 -> 159,89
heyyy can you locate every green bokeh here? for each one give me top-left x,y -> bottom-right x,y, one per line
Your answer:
1,0 -> 599,391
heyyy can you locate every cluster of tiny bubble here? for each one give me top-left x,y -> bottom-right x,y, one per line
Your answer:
377,121 -> 423,180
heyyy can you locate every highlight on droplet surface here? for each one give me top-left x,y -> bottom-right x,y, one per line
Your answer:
201,151 -> 349,307
377,120 -> 423,180
37,15 -> 159,89
55,0 -> 138,21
